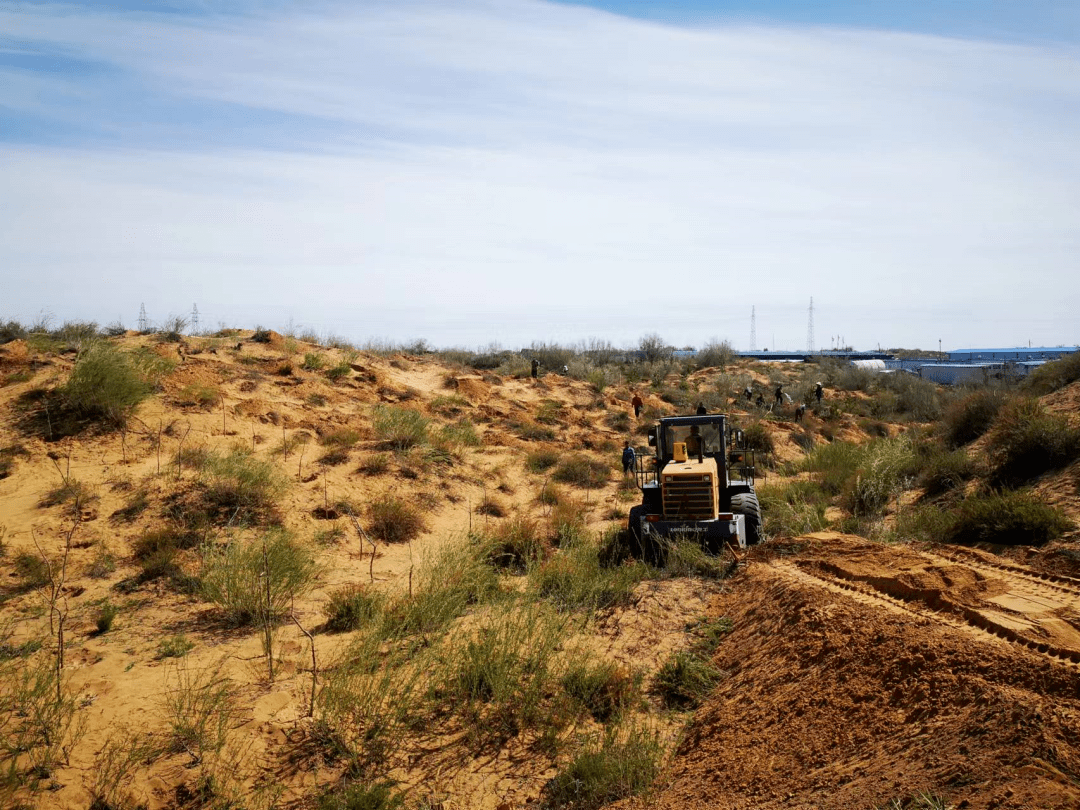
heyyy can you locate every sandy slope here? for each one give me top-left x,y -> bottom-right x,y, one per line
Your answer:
2,334 -> 1079,809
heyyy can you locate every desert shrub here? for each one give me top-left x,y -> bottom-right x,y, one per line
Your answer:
654,650 -> 723,709
831,365 -> 874,392
357,453 -> 391,476
317,781 -> 407,810
251,327 -> 272,343
60,343 -> 156,427
95,601 -> 118,633
326,361 -> 352,381
199,529 -> 319,626
475,494 -> 506,518
0,655 -> 85,782
319,447 -> 351,466
561,660 -> 637,722
111,487 -> 150,523
0,319 -> 26,344
548,499 -> 588,546
802,440 -> 865,496
317,633 -> 426,769
942,388 -> 1010,448
513,420 -> 556,442
429,394 -> 469,417
320,427 -> 361,448
175,384 -> 220,409
530,538 -> 647,613
0,444 -> 29,480
540,723 -> 663,810
163,662 -> 238,763
482,517 -> 547,573
436,418 -> 482,450
844,438 -> 918,517
14,552 -> 49,589
325,585 -> 385,633
431,603 -> 569,743
132,526 -> 197,561
945,490 -> 1073,547
380,538 -> 502,638
527,448 -> 561,473
987,398 -> 1080,487
372,405 -> 428,451
39,477 -> 94,511
918,448 -> 977,497
307,392 -> 328,406
198,449 -> 286,522
759,481 -> 828,537
1024,350 -> 1080,395
885,502 -> 954,544
158,634 -> 194,658
880,373 -> 941,421
553,454 -> 610,488
366,495 -> 425,544
741,422 -> 774,454
301,352 -> 326,371
695,340 -> 735,371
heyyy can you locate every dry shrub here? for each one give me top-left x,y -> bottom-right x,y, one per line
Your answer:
483,517 -> 548,573
946,490 -> 1074,547
366,495 -> 425,544
553,454 -> 610,488
942,388 -> 1009,448
987,398 -> 1080,487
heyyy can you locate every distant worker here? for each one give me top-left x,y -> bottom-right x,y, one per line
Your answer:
631,392 -> 643,418
531,359 -> 539,379
774,384 -> 784,407
696,402 -> 707,415
755,392 -> 766,408
744,385 -> 753,402
622,441 -> 636,476
685,425 -> 704,458
794,403 -> 806,422
815,382 -> 824,403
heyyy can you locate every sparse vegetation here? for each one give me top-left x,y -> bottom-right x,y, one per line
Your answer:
945,490 -> 1074,547
325,585 -> 385,633
654,650 -> 723,709
540,723 -> 663,810
199,529 -> 319,626
372,405 -> 429,451
366,495 -> 426,544
552,454 -> 610,488
61,342 -> 161,427
987,398 -> 1080,487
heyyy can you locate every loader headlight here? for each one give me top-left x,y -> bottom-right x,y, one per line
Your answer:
703,475 -> 711,482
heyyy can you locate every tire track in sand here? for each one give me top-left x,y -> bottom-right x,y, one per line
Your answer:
779,559 -> 1080,668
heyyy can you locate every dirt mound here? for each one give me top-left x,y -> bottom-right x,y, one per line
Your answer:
636,533 -> 1080,810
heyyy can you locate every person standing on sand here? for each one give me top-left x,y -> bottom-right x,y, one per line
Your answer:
755,392 -> 766,408
622,441 -> 636,476
815,382 -> 824,404
774,384 -> 784,407
632,393 -> 643,418
531,359 -> 539,379
744,385 -> 753,402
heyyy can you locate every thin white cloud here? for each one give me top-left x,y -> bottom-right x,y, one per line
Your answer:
1,0 -> 1078,349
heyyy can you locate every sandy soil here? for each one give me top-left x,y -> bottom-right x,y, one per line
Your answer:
2,334 -> 1079,809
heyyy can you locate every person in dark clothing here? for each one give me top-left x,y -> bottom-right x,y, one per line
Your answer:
774,384 -> 784,406
794,403 -> 806,422
744,385 -> 753,402
685,425 -> 704,458
632,393 -> 643,418
531,359 -> 539,379
696,402 -> 707,415
815,382 -> 824,403
755,392 -> 766,408
621,442 -> 636,476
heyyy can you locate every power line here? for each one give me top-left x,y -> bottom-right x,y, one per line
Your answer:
749,305 -> 756,352
807,297 -> 815,354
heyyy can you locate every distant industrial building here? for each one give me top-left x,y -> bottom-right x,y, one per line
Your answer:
883,347 -> 1078,385
946,347 -> 1079,362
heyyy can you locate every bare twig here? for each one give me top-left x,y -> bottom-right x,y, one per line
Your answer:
290,602 -> 317,718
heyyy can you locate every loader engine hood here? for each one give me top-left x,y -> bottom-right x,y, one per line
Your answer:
660,456 -> 719,520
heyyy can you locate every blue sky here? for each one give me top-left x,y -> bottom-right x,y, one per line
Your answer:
2,1 -> 1078,350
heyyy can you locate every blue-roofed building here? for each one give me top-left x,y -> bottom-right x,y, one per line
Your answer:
946,347 -> 1079,362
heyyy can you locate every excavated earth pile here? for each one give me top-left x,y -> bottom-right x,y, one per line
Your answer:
636,532 -> 1080,810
